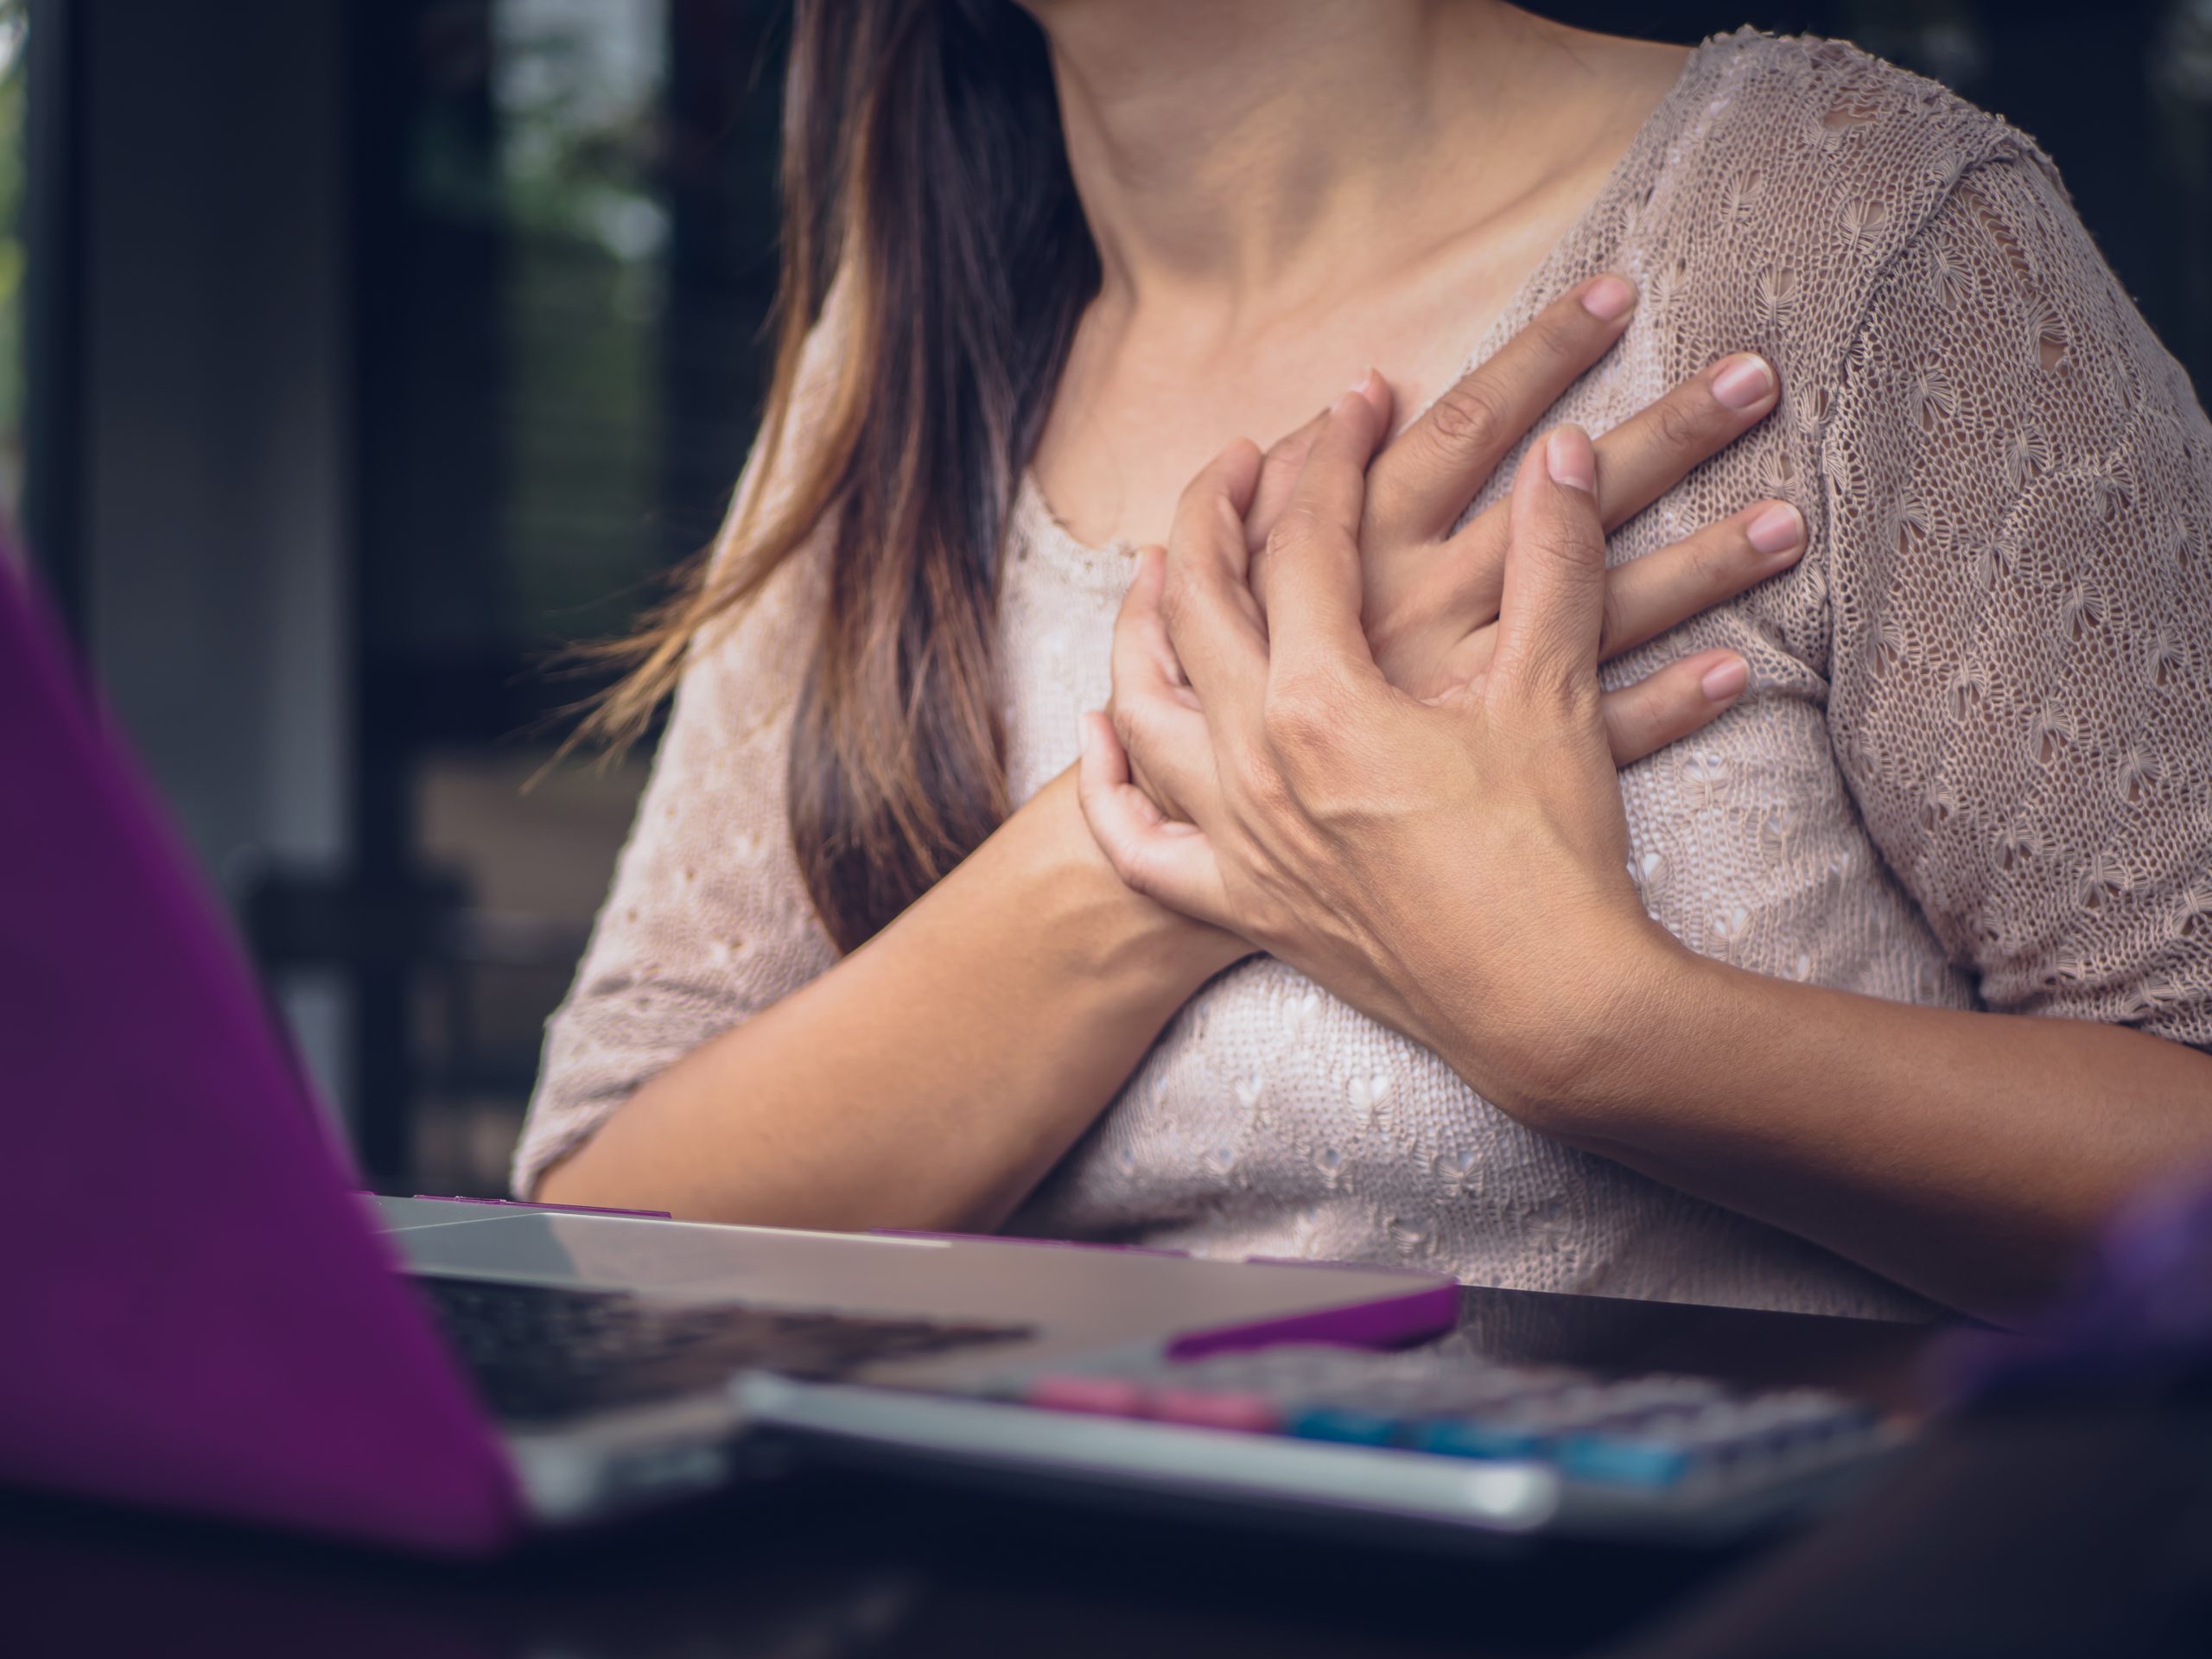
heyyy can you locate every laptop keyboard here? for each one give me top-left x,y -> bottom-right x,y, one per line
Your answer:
412,1274 -> 1032,1425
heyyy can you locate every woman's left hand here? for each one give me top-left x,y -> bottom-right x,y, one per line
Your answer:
1077,385 -> 1682,1125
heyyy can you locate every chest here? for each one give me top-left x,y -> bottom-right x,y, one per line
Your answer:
1025,333 -> 1472,553
1027,237 -> 1592,551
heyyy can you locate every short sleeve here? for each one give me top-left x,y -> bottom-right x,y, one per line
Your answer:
1823,153 -> 2212,1048
509,302 -> 851,1196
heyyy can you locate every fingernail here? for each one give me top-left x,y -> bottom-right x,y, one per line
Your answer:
1580,275 -> 1637,322
1546,426 -> 1596,492
1745,501 -> 1805,558
1333,368 -> 1381,418
1701,657 -> 1750,703
1712,353 -> 1777,410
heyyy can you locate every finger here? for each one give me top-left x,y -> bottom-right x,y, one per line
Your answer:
1249,372 -> 1396,610
1160,440 -> 1270,711
1593,499 -> 1805,660
1109,546 -> 1216,816
1247,408 -> 1329,569
1264,374 -> 1391,677
1077,712 -> 1236,927
1427,496 -> 1805,695
1586,351 -> 1778,531
1493,426 -> 1608,698
1435,352 -> 1783,625
1111,672 -> 1219,827
1600,649 -> 1750,766
1368,274 -> 1637,540
1117,544 -> 1196,701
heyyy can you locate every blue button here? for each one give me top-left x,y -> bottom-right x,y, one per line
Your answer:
1558,1433 -> 1695,1487
1410,1418 -> 1548,1459
1287,1407 -> 1402,1446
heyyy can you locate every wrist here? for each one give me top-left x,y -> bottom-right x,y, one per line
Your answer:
1429,909 -> 1707,1137
1014,769 -> 1252,999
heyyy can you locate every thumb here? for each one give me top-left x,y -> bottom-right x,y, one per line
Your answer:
1491,425 -> 1608,703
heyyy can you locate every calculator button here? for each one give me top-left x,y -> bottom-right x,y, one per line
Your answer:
1027,1374 -> 1147,1416
1411,1418 -> 1551,1460
1147,1389 -> 1280,1433
1556,1433 -> 1697,1488
1286,1406 -> 1404,1446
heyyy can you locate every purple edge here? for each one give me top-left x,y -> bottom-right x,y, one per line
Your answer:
869,1231 -> 1460,1357
1166,1280 -> 1461,1360
872,1228 -> 1190,1258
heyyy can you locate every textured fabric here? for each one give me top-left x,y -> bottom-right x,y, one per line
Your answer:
515,31 -> 2212,1319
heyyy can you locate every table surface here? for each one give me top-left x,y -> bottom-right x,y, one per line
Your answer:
9,1282 -> 2202,1659
21,1282 -> 2194,1659
11,1283 -> 2205,1659
3,1282 -> 1960,1658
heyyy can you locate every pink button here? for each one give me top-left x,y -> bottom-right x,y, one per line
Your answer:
1026,1375 -> 1147,1416
1147,1389 -> 1281,1433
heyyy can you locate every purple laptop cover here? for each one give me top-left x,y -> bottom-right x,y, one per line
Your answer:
0,563 -> 520,1553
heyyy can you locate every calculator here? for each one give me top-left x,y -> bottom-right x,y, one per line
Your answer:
737,1332 -> 1910,1548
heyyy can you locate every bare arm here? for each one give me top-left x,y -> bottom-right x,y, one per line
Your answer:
1085,161 -> 2212,1325
1532,958 -> 2212,1323
1560,157 -> 2205,1319
539,770 -> 1239,1228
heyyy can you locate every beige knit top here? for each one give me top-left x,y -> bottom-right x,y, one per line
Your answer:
516,32 -> 2212,1319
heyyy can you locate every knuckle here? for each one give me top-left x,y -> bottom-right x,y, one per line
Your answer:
1651,397 -> 1713,453
1262,697 -> 1327,759
1159,552 -> 1205,616
1243,761 -> 1299,822
1710,524 -> 1758,581
1264,504 -> 1328,561
1176,453 -> 1238,520
1530,306 -> 1595,365
1108,696 -> 1142,750
1498,632 -> 1599,711
1262,668 -> 1351,758
1596,584 -> 1628,655
1262,429 -> 1315,476
1530,516 -> 1604,572
1424,375 -> 1514,455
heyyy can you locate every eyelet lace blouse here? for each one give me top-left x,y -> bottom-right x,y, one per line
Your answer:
514,32 -> 2212,1319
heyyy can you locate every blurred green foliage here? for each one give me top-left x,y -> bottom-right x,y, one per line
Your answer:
490,0 -> 669,646
0,0 -> 26,517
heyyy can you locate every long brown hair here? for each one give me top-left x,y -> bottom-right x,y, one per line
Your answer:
578,0 -> 1097,951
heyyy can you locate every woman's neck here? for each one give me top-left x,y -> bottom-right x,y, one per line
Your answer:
1027,1 -> 1601,315
1019,1 -> 1689,547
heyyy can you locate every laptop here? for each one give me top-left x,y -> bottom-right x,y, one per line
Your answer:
0,561 -> 1462,1554
0,560 -> 1910,1557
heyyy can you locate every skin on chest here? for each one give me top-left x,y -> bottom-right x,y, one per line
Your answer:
1029,332 -> 1478,548
1028,175 -> 1620,551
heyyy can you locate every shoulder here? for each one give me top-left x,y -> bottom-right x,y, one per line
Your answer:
1673,29 -> 2056,214
1632,31 -> 2063,366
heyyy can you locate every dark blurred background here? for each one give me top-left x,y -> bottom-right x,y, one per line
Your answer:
4,0 -> 2209,1198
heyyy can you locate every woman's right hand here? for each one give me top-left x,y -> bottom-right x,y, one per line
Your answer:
1222,275 -> 1798,763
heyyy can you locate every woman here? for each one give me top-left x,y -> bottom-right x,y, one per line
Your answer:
521,3 -> 2212,1323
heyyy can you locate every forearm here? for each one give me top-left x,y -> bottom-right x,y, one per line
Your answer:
538,770 -> 1243,1230
1500,942 -> 2212,1322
